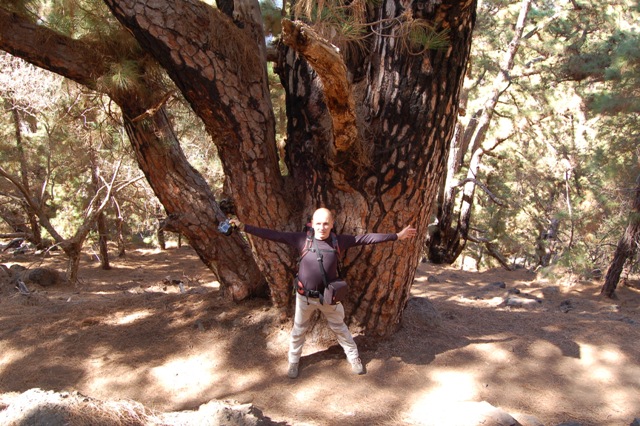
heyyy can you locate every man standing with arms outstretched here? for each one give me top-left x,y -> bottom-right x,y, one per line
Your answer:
231,208 -> 417,378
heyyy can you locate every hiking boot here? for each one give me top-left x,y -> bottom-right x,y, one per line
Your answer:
350,357 -> 364,375
287,362 -> 299,379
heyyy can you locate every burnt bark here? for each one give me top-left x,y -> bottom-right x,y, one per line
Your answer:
601,176 -> 640,298
277,1 -> 477,334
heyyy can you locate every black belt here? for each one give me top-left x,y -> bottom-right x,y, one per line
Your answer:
296,279 -> 322,298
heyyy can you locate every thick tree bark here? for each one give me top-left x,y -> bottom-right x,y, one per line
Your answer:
601,176 -> 640,298
102,0 -> 299,309
118,106 -> 267,300
0,5 -> 266,301
277,1 -> 477,334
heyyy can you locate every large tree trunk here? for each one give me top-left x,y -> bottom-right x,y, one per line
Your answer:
275,3 -> 476,334
103,0 -> 301,311
1,0 -> 477,336
118,105 -> 268,300
601,175 -> 640,298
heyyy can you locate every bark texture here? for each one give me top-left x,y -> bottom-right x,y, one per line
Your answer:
101,0 -> 477,335
0,5 -> 265,300
103,0 -> 296,308
277,0 -> 477,334
601,176 -> 640,298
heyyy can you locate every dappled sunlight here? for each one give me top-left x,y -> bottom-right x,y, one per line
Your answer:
405,370 -> 480,424
1,252 -> 638,425
0,345 -> 21,373
528,339 -> 566,359
150,354 -> 219,403
572,343 -> 640,392
103,309 -> 153,325
580,343 -> 626,365
471,341 -> 513,362
411,370 -> 478,405
290,386 -> 323,406
413,275 -> 430,283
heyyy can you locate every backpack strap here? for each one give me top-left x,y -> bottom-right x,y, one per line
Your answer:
297,228 -> 314,266
331,232 -> 340,257
298,229 -> 340,264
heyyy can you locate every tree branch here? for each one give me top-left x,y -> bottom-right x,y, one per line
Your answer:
0,232 -> 30,239
467,234 -> 513,270
455,178 -> 507,206
0,165 -> 65,242
281,19 -> 358,155
0,7 -> 105,88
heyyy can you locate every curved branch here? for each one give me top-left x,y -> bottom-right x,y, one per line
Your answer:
455,178 -> 507,206
467,234 -> 513,271
0,7 -> 105,88
0,165 -> 65,242
281,19 -> 358,156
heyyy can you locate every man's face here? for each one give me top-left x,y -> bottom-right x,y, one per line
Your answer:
312,209 -> 334,240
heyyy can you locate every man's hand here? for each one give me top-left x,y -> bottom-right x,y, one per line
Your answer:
397,225 -> 417,240
228,218 -> 244,231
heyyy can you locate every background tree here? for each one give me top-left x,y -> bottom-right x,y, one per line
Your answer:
427,0 -> 531,266
426,0 -> 639,280
601,172 -> 640,297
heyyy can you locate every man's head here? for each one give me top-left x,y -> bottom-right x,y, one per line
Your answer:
312,208 -> 334,240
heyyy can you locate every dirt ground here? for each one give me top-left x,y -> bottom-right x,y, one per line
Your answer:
1,244 -> 639,426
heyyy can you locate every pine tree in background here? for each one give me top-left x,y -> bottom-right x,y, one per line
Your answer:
432,0 -> 639,280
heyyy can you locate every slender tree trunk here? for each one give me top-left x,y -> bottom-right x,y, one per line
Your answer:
90,156 -> 111,270
157,228 -> 166,250
115,213 -> 126,257
96,212 -> 110,269
601,176 -> 640,298
65,242 -> 82,284
8,102 -> 43,248
156,206 -> 166,250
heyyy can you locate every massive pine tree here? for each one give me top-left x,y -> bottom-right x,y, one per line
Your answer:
1,0 -> 476,336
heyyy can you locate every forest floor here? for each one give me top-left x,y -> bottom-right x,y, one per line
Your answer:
0,243 -> 639,426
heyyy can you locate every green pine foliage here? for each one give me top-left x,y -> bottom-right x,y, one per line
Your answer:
454,0 -> 639,275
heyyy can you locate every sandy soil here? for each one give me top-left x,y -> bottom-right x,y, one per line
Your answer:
0,244 -> 639,426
